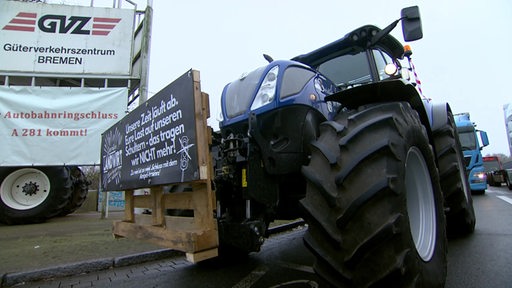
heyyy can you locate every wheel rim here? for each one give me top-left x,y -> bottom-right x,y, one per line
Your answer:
0,168 -> 51,210
405,147 -> 436,262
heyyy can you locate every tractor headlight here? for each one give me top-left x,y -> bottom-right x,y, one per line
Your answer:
250,66 -> 279,111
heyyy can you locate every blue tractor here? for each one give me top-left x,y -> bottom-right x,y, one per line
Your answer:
212,6 -> 474,287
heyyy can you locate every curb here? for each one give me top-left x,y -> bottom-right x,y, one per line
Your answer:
0,248 -> 181,287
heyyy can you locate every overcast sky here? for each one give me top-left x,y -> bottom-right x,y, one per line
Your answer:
57,0 -> 512,156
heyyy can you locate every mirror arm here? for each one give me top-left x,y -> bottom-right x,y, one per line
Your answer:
369,17 -> 404,47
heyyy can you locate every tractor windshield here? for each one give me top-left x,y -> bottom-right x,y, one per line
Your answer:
316,52 -> 371,88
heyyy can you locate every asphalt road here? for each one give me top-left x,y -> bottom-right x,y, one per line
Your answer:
445,185 -> 512,288
15,185 -> 512,288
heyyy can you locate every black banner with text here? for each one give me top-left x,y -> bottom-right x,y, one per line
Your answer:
101,70 -> 199,190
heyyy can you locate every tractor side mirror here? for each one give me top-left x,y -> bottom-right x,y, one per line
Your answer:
401,6 -> 423,41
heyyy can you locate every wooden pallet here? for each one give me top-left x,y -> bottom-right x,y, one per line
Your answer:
113,181 -> 218,263
112,72 -> 218,263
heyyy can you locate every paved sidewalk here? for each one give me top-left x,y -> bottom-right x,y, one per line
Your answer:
0,211 -> 182,287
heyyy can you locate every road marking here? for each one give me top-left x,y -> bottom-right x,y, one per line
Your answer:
268,280 -> 319,288
232,264 -> 268,288
276,261 -> 315,274
496,195 -> 512,205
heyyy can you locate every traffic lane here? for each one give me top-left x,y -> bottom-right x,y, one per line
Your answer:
446,185 -> 512,288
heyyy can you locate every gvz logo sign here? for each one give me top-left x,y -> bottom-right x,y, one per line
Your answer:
2,12 -> 121,36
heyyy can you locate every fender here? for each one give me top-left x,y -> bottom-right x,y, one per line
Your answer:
430,102 -> 451,132
325,79 -> 455,148
326,79 -> 432,129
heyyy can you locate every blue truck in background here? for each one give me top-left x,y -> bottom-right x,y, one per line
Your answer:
454,112 -> 489,194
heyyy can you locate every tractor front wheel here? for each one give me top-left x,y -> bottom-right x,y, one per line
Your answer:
301,102 -> 447,287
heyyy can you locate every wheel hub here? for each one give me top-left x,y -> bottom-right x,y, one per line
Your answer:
22,182 -> 39,196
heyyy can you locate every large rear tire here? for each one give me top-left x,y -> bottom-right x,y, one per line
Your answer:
58,166 -> 89,216
0,167 -> 72,224
432,109 -> 476,236
301,102 -> 447,287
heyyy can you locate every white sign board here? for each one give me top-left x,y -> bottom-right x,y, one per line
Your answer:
0,86 -> 127,165
0,1 -> 134,75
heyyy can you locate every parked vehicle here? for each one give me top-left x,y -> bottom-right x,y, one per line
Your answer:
504,161 -> 512,190
454,112 -> 489,194
483,156 -> 511,189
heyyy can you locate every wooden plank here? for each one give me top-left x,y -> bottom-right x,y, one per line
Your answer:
132,189 -> 198,210
202,92 -> 210,119
191,182 -> 215,229
113,220 -> 218,252
152,186 -> 165,226
163,215 -> 196,231
124,190 -> 135,222
131,212 -> 205,232
186,248 -> 218,264
133,214 -> 153,225
163,191 -> 194,210
133,194 -> 152,208
199,92 -> 211,180
192,72 -> 209,181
